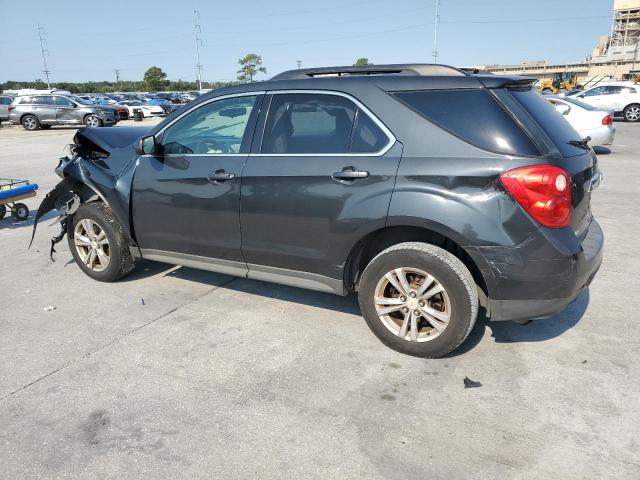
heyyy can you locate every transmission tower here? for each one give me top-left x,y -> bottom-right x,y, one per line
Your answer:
193,10 -> 204,91
114,69 -> 121,83
37,24 -> 51,88
432,0 -> 440,63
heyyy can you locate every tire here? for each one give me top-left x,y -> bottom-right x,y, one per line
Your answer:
84,115 -> 103,128
21,114 -> 40,131
358,242 -> 478,358
0,204 -> 6,220
623,104 -> 640,122
67,202 -> 135,282
12,203 -> 29,221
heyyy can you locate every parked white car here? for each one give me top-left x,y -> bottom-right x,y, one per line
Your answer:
568,82 -> 640,122
546,96 -> 615,146
117,101 -> 165,118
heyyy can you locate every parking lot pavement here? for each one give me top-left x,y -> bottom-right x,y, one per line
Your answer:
1,122 -> 639,479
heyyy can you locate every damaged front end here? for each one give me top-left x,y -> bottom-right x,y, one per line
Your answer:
30,126 -> 148,258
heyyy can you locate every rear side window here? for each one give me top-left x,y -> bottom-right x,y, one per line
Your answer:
393,89 -> 540,156
350,109 -> 388,153
262,94 -> 356,154
510,89 -> 584,157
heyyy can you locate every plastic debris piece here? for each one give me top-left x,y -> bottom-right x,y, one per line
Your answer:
140,298 -> 145,306
43,305 -> 57,312
463,376 -> 482,389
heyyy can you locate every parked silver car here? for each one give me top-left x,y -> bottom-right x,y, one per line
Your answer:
8,94 -> 118,130
0,95 -> 13,123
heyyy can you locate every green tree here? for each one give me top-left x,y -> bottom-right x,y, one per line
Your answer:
353,58 -> 372,66
143,66 -> 168,91
237,54 -> 267,83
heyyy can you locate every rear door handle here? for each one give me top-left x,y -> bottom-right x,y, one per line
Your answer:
331,166 -> 369,182
207,169 -> 235,183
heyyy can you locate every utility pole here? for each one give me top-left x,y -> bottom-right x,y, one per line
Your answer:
432,0 -> 440,63
296,60 -> 302,69
193,10 -> 204,92
37,24 -> 51,89
114,69 -> 121,83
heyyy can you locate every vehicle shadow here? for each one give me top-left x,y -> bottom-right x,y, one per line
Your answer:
593,146 -> 612,155
0,209 -> 58,231
449,289 -> 590,356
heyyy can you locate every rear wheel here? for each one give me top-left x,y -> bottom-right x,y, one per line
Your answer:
0,204 -> 6,220
21,115 -> 40,131
358,242 -> 478,358
11,203 -> 29,221
67,203 -> 135,282
84,115 -> 103,128
623,104 -> 640,122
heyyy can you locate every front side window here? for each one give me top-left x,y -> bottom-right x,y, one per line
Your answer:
54,96 -> 75,107
35,96 -> 54,105
161,95 -> 258,155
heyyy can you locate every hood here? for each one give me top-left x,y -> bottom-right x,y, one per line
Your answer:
73,126 -> 151,152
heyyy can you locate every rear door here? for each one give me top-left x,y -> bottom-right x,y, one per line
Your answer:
240,91 -> 400,289
33,96 -> 57,123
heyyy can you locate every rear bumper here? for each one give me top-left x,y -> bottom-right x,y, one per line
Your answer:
586,125 -> 616,146
470,219 -> 603,322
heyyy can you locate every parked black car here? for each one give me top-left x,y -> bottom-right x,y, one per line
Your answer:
33,64 -> 603,357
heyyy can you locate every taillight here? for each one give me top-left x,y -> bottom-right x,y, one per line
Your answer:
500,165 -> 571,228
602,114 -> 613,125
8,105 -> 15,112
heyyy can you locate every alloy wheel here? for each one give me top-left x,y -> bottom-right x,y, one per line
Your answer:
74,219 -> 110,272
23,117 -> 37,130
374,267 -> 451,342
85,115 -> 101,127
625,106 -> 640,122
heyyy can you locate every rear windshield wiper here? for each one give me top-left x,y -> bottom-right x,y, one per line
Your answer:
567,136 -> 591,150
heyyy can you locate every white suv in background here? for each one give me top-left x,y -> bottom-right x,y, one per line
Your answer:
569,82 -> 640,122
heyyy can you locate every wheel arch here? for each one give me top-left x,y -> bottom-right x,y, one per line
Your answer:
343,224 -> 491,307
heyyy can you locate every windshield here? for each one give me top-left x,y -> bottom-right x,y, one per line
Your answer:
562,96 -> 597,111
510,89 -> 586,157
69,96 -> 92,105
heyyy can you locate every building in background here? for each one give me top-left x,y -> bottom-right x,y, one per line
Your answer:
473,0 -> 640,86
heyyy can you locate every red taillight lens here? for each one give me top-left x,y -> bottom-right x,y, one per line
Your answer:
7,105 -> 15,112
602,114 -> 613,125
500,165 -> 571,228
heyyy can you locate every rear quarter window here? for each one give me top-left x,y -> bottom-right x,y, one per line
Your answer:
392,89 -> 540,157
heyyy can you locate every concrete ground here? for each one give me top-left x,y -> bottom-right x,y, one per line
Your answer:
0,120 -> 638,479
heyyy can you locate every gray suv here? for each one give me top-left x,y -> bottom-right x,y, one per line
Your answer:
8,94 -> 117,130
32,64 -> 603,357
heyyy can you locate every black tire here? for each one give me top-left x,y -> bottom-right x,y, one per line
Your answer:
0,204 -> 6,220
623,104 -> 640,122
84,114 -> 103,128
67,202 -> 135,282
40,124 -> 52,129
11,203 -> 29,221
21,114 -> 40,131
358,242 -> 478,358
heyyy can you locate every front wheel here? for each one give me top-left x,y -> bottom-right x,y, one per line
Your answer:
67,202 -> 135,282
623,104 -> 640,122
84,115 -> 103,128
11,203 -> 29,221
358,242 -> 478,358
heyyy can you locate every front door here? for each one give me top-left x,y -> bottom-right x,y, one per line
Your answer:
240,92 -> 401,290
54,96 -> 79,124
132,93 -> 263,267
32,95 -> 57,123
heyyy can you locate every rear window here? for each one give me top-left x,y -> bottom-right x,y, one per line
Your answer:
393,89 -> 540,157
510,89 -> 584,157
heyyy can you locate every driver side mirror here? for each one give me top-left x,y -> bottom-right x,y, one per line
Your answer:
135,135 -> 157,155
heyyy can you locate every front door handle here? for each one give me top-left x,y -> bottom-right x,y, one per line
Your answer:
207,169 -> 235,183
331,166 -> 369,182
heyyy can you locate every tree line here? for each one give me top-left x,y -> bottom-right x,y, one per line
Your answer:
1,55 -> 372,93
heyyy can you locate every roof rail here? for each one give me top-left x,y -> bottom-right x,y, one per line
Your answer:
271,64 -> 468,81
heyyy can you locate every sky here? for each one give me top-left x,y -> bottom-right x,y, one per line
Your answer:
0,0 -> 615,83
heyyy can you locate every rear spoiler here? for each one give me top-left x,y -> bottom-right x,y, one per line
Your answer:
477,76 -> 536,89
